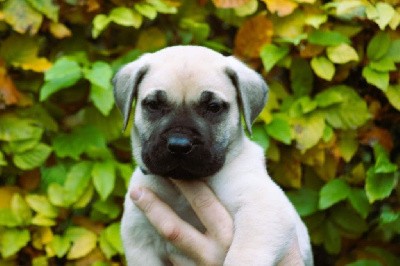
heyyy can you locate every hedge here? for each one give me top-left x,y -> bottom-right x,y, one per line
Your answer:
0,0 -> 399,265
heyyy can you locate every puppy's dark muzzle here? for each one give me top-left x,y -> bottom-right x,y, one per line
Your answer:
167,134 -> 193,154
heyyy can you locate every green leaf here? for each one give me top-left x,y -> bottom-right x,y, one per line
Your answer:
315,89 -> 344,108
348,188 -> 371,219
0,209 -> 20,227
365,167 -> 398,203
0,151 -> 6,166
373,144 -> 398,174
92,161 -> 116,201
319,179 -> 351,209
287,188 -> 319,216
26,0 -> 59,21
292,112 -> 325,152
65,227 -> 97,260
40,164 -> 67,192
31,214 -> 56,226
367,32 -> 391,61
369,58 -> 396,72
25,194 -> 58,218
0,228 -> 30,258
109,7 -> 142,28
104,222 -> 124,254
92,14 -> 110,38
40,57 -> 82,101
366,247 -> 400,266
11,194 -> 32,226
64,162 -> 93,198
290,58 -> 313,98
374,2 -> 395,30
134,3 -> 157,19
362,65 -> 389,91
311,56 -> 335,81
265,115 -> 292,145
323,220 -> 341,254
147,0 -> 178,14
2,0 -> 43,35
13,143 -> 52,170
346,260 -> 382,266
326,44 -> 359,64
308,30 -> 350,46
48,162 -> 93,207
385,85 -> 400,111
331,205 -> 368,235
260,44 -> 290,72
99,229 -> 118,259
250,124 -> 269,150
338,130 -> 358,162
48,235 -> 70,258
180,19 -> 210,42
0,115 -> 43,141
52,125 -> 106,160
89,84 -> 114,116
321,86 -> 370,129
91,200 -> 121,221
386,40 -> 400,62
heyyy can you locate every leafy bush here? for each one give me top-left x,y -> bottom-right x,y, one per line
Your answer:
0,0 -> 399,265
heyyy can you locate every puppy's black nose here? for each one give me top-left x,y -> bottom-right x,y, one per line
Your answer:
167,135 -> 193,154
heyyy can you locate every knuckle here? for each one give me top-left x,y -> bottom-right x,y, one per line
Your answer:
160,222 -> 181,243
141,195 -> 155,214
193,193 -> 214,210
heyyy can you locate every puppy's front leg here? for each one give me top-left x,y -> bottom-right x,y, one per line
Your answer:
222,190 -> 297,266
224,210 -> 295,266
124,247 -> 165,266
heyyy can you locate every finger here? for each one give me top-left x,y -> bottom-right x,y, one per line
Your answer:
168,254 -> 195,266
131,187 -> 212,260
171,180 -> 233,247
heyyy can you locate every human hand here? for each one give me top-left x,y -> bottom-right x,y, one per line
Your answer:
130,180 -> 233,266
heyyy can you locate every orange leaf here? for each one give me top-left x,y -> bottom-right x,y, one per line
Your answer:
262,0 -> 298,17
212,0 -> 250,8
0,61 -> 21,107
360,126 -> 394,152
234,14 -> 273,59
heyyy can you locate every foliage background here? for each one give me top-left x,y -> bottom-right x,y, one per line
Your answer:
0,0 -> 399,265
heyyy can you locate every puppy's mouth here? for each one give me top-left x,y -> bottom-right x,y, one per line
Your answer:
142,143 -> 226,180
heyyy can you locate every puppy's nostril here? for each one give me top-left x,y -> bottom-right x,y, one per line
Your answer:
167,136 -> 193,154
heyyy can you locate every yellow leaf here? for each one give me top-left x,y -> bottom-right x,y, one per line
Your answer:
262,0 -> 299,17
212,0 -> 251,8
18,57 -> 52,72
66,227 -> 97,260
0,186 -> 21,208
49,22 -> 72,39
32,227 -> 54,250
234,13 -> 273,58
271,9 -> 306,41
0,35 -> 52,73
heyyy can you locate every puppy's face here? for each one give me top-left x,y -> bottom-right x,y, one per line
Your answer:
113,46 -> 268,180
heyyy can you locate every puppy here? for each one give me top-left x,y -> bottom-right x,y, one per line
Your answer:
113,46 -> 313,265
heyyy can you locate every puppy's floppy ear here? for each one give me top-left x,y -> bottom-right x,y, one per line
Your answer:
225,56 -> 268,134
113,56 -> 149,131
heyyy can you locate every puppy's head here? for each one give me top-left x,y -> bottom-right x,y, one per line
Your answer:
113,46 -> 268,180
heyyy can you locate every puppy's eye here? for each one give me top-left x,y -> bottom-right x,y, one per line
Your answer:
144,100 -> 161,111
207,102 -> 223,113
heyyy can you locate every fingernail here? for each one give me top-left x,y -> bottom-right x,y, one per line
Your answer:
130,188 -> 143,201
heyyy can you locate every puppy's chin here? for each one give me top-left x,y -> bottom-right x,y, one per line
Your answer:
142,152 -> 225,180
163,166 -> 218,180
